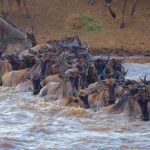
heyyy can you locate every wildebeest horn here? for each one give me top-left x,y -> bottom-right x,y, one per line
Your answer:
27,27 -> 34,34
73,32 -> 78,37
121,66 -> 125,73
106,54 -> 110,63
144,74 -> 147,83
140,74 -> 147,84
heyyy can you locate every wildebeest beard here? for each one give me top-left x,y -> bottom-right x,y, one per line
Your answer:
69,76 -> 79,97
107,84 -> 116,104
39,60 -> 50,79
32,60 -> 50,95
79,95 -> 90,109
137,99 -> 149,121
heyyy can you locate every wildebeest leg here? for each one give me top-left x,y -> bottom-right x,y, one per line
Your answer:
69,77 -> 79,97
22,0 -> 31,18
79,95 -> 90,109
7,0 -> 13,16
0,76 -> 2,86
105,0 -> 116,19
0,0 -> 4,16
130,0 -> 139,16
32,78 -> 42,95
88,0 -> 95,5
120,0 -> 127,29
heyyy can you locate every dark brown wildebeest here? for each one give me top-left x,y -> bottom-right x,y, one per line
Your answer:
105,0 -> 140,28
87,0 -> 95,5
79,78 -> 125,108
103,56 -> 127,80
88,0 -> 140,28
55,78 -> 125,109
100,77 -> 150,121
2,68 -> 30,87
101,88 -> 150,121
0,59 -> 12,85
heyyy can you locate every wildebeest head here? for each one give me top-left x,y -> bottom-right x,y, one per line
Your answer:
128,85 -> 149,121
26,27 -> 37,47
59,33 -> 88,50
77,90 -> 90,109
102,78 -> 118,105
29,67 -> 42,95
29,51 -> 52,95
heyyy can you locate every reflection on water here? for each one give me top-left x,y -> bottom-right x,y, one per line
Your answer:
0,64 -> 150,150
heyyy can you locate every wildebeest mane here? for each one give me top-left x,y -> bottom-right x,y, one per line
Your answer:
110,95 -> 129,113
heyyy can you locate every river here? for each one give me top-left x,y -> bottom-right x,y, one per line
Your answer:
0,63 -> 150,150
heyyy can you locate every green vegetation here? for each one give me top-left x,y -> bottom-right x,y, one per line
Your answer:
65,13 -> 102,34
81,13 -> 101,33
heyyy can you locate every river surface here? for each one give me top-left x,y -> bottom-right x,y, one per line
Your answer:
0,63 -> 150,150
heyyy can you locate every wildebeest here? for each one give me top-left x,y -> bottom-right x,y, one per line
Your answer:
82,78 -> 124,108
103,56 -> 127,80
87,0 -> 95,5
0,17 -> 32,53
2,68 -> 30,87
100,77 -> 150,121
56,78 -> 124,109
59,33 -> 88,57
101,92 -> 150,121
40,78 -> 72,100
0,59 -> 12,85
4,52 -> 35,70
88,0 -> 140,28
105,0 -> 140,28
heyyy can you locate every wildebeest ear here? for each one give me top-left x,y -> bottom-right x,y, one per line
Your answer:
74,32 -> 79,38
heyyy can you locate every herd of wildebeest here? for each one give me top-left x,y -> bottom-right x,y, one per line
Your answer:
0,17 -> 150,121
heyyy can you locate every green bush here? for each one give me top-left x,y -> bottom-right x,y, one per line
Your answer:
81,13 -> 101,33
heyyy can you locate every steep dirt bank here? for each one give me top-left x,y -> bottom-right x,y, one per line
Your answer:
9,0 -> 150,53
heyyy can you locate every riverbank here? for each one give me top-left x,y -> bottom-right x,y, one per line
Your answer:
9,0 -> 150,54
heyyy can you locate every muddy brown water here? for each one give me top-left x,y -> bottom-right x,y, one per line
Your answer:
0,63 -> 150,150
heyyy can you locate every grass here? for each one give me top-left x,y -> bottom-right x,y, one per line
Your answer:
81,13 -> 101,34
65,13 -> 102,34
